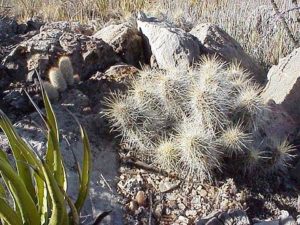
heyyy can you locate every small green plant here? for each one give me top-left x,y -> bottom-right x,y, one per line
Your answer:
0,79 -> 92,224
104,57 -> 295,181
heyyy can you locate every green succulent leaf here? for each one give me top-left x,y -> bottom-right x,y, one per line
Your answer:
0,157 -> 40,225
75,125 -> 92,213
0,198 -> 23,225
40,79 -> 67,192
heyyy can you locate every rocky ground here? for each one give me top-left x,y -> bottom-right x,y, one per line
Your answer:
0,13 -> 300,225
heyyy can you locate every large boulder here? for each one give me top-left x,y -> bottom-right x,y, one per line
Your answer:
0,95 -> 123,224
93,23 -> 143,67
137,14 -> 200,70
190,23 -> 266,84
262,47 -> 300,124
2,22 -> 120,81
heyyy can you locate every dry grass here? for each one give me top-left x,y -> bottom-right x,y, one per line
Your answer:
1,0 -> 299,68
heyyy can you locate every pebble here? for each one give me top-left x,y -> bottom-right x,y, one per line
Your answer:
185,210 -> 197,217
135,191 -> 146,206
177,216 -> 189,224
154,204 -> 163,217
200,189 -> 208,197
178,203 -> 186,211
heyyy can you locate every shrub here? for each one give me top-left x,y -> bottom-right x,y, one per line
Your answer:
104,57 -> 295,181
0,80 -> 91,224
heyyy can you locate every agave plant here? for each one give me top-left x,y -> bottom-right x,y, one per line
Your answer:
0,80 -> 91,225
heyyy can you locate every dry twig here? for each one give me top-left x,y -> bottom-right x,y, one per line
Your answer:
271,0 -> 299,47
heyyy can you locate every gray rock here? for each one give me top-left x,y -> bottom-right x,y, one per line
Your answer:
254,221 -> 280,225
137,16 -> 200,70
0,105 -> 123,225
2,26 -> 120,81
190,23 -> 266,84
262,47 -> 300,124
254,101 -> 297,143
206,217 -> 223,225
0,65 -> 10,90
196,210 -> 250,225
0,17 -> 18,41
41,21 -> 94,35
93,23 -> 144,67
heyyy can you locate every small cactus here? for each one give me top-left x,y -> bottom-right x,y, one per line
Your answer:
48,67 -> 67,92
104,57 -> 295,181
42,81 -> 59,100
59,56 -> 74,86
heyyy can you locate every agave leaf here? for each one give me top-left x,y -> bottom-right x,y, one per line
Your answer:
60,188 -> 80,225
75,125 -> 92,213
0,198 -> 23,225
41,160 -> 68,225
0,112 -> 37,202
0,158 -> 40,225
38,76 -> 67,192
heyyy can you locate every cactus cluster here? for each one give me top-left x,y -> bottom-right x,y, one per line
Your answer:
103,57 -> 295,181
43,56 -> 75,100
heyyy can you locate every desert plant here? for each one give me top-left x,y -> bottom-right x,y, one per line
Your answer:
104,57 -> 295,181
0,79 -> 92,224
59,56 -> 74,86
48,67 -> 67,92
42,81 -> 59,100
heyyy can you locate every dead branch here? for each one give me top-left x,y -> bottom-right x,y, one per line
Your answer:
270,0 -> 299,47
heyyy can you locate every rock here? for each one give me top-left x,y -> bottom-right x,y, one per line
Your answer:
262,48 -> 300,124
2,90 -> 32,112
190,23 -> 266,84
137,15 -> 200,70
26,17 -> 44,32
196,210 -> 250,225
135,190 -> 146,206
0,65 -> 10,91
254,221 -> 280,225
227,210 -> 250,225
279,215 -> 297,225
103,63 -> 139,82
0,105 -> 123,225
41,21 -> 94,35
255,101 -> 297,143
0,17 -> 18,41
206,217 -> 223,225
93,23 -> 143,67
61,89 -> 90,113
2,26 -> 120,81
158,180 -> 181,193
291,161 -> 300,184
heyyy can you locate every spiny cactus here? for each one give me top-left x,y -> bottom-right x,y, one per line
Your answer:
104,57 -> 295,181
59,56 -> 74,86
42,81 -> 59,100
48,67 -> 67,92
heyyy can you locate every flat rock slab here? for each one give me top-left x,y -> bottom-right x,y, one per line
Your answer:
262,47 -> 300,124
